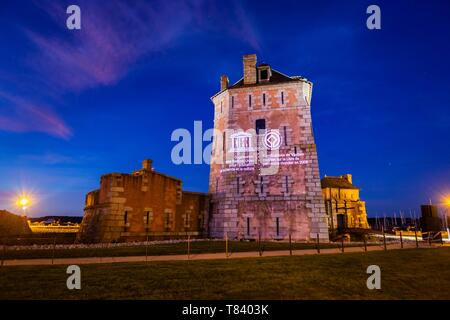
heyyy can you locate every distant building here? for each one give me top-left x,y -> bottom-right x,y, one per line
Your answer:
321,174 -> 370,230
78,160 -> 209,243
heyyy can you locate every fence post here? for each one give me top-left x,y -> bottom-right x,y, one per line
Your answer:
187,235 -> 191,260
316,233 -> 320,254
415,228 -> 419,248
145,234 -> 149,263
51,236 -> 56,265
382,225 -> 387,251
258,232 -> 262,257
363,234 -> 367,252
289,233 -> 292,256
225,232 -> 228,258
99,242 -> 103,263
400,231 -> 403,249
1,244 -> 5,267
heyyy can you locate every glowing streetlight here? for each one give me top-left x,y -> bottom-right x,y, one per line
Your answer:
19,197 -> 29,207
16,195 -> 31,217
443,196 -> 450,239
445,197 -> 450,207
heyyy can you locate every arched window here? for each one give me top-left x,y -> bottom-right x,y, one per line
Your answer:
276,217 -> 280,236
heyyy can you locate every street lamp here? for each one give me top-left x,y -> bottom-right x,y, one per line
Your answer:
445,197 -> 450,207
443,196 -> 450,239
16,195 -> 31,218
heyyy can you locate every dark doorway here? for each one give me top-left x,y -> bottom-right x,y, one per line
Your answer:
337,214 -> 346,230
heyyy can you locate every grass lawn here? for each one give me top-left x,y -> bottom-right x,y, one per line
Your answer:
0,247 -> 448,300
1,240 -> 366,260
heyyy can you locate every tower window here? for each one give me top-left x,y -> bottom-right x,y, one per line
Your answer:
146,211 -> 150,225
220,101 -> 223,113
258,67 -> 271,81
281,91 -> 285,105
283,126 -> 288,146
124,211 -> 128,231
260,176 -> 264,194
223,131 -> 226,152
248,95 -> 252,108
276,217 -> 280,236
260,69 -> 268,80
255,119 -> 266,134
184,212 -> 191,228
263,93 -> 266,106
231,96 -> 234,109
165,214 -> 170,229
247,217 -> 251,236
285,176 -> 289,193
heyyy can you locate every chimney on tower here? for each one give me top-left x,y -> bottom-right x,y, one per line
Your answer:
142,159 -> 153,171
220,75 -> 229,91
243,54 -> 257,85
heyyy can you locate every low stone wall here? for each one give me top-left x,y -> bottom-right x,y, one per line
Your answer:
3,238 -> 223,251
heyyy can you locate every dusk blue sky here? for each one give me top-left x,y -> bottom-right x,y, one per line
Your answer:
0,0 -> 449,217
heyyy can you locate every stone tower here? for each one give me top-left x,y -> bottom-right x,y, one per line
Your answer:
208,54 -> 329,242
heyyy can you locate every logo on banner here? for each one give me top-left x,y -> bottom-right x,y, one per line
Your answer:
263,130 -> 282,150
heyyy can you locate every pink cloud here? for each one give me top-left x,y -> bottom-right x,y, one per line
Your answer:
227,0 -> 261,51
27,0 -> 261,91
27,0 -> 202,91
0,1 -> 261,139
0,92 -> 72,139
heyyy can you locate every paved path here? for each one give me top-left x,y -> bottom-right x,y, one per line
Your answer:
1,243 -> 436,267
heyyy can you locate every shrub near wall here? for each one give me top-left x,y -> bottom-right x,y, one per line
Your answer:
0,210 -> 32,236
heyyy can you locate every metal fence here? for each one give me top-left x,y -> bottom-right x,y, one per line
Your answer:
1,230 -> 448,267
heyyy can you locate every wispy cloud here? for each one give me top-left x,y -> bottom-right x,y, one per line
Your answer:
27,0 -> 261,92
228,0 -> 261,51
19,153 -> 75,165
17,152 -> 97,165
0,91 -> 72,139
1,0 -> 260,138
27,0 -> 197,91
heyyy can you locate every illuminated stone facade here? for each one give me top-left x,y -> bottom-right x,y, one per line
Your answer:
321,174 -> 370,230
208,54 -> 329,242
78,160 -> 209,243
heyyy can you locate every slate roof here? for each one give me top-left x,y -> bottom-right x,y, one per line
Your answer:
228,69 -> 306,89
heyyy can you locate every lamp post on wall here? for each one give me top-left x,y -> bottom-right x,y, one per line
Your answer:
443,197 -> 450,239
16,196 -> 31,218
16,195 -> 31,228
